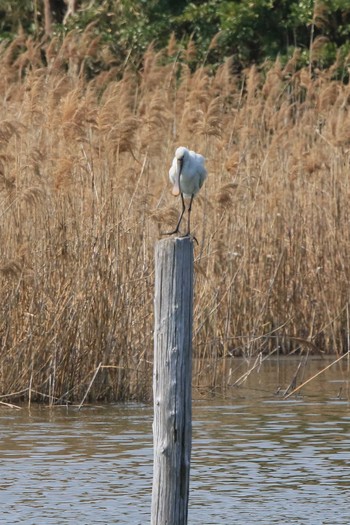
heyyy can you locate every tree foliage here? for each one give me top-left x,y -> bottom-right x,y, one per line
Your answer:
0,0 -> 349,71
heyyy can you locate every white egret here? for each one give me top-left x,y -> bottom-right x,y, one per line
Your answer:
163,146 -> 208,237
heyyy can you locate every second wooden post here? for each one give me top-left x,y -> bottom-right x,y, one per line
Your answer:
151,236 -> 194,525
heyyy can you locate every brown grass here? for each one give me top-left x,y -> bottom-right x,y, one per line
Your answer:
0,32 -> 350,402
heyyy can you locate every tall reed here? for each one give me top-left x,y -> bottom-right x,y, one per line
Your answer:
0,32 -> 349,401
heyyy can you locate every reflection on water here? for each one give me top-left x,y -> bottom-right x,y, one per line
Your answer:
0,406 -> 152,525
0,358 -> 350,524
192,401 -> 350,525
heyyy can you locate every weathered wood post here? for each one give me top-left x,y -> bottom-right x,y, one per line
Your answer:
151,237 -> 194,525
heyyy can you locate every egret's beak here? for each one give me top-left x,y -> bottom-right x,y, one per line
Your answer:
172,158 -> 182,196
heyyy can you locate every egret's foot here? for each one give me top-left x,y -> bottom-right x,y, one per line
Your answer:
181,232 -> 199,245
161,229 -> 180,237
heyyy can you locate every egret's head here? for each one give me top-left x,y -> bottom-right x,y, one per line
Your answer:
175,146 -> 188,160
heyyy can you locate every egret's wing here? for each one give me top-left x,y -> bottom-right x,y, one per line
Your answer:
191,153 -> 207,188
189,151 -> 205,163
198,165 -> 208,189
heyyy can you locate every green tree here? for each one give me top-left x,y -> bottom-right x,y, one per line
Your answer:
0,0 -> 349,70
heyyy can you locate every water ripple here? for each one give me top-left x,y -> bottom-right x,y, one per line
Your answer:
0,396 -> 350,523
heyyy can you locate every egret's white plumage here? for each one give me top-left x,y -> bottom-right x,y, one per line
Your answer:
164,146 -> 208,237
169,146 -> 207,198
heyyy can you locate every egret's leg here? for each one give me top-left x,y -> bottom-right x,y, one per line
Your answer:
161,192 -> 186,236
186,194 -> 194,235
182,194 -> 198,244
175,192 -> 186,232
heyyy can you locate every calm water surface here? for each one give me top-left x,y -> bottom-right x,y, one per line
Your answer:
1,358 -> 350,524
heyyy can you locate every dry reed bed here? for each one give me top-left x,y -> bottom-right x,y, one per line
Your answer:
0,32 -> 349,402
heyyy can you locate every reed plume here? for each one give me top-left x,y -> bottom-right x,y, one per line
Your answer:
0,34 -> 349,402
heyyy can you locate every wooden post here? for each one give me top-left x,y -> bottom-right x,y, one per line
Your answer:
151,237 -> 193,525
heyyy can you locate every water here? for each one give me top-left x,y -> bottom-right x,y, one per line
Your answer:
1,358 -> 350,524
192,401 -> 350,524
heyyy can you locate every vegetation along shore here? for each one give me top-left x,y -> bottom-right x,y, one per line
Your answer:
0,1 -> 350,403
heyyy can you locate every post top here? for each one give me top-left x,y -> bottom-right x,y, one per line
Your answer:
157,236 -> 194,246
